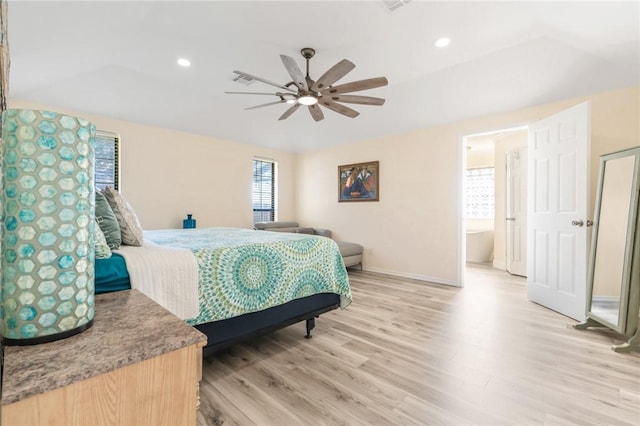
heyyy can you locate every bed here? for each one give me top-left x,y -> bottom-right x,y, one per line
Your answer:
95,227 -> 352,354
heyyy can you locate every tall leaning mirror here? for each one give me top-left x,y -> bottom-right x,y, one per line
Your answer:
575,146 -> 640,353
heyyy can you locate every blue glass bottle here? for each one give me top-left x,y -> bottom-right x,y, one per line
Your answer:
183,214 -> 196,229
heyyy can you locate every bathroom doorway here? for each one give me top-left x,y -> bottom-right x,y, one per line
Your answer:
464,135 -> 496,266
461,127 -> 528,283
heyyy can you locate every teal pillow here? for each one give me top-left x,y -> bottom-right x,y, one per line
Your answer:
95,190 -> 122,249
94,219 -> 112,259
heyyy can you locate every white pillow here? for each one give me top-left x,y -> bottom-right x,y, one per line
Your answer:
102,187 -> 144,246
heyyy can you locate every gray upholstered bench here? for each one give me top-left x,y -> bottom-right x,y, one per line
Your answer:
335,241 -> 363,269
254,221 -> 363,269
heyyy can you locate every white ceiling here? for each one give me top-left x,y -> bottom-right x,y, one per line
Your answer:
8,1 -> 639,153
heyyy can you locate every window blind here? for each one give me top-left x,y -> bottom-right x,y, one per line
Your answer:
252,159 -> 275,223
95,131 -> 119,190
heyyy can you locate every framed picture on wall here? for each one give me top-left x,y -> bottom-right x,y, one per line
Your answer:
338,161 -> 379,202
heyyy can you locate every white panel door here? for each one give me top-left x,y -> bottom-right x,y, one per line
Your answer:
527,102 -> 590,321
506,147 -> 527,277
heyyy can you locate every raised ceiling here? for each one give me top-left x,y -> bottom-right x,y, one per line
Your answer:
8,1 -> 639,153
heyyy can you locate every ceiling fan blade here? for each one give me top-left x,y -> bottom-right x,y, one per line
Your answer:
325,94 -> 385,106
308,104 -> 324,122
225,91 -> 286,96
245,100 -> 287,110
319,99 -> 360,118
311,59 -> 355,92
279,103 -> 302,120
322,77 -> 388,95
280,55 -> 308,91
233,70 -> 296,93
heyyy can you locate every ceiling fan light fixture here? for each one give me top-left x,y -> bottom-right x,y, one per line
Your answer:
298,95 -> 318,106
177,57 -> 191,67
434,37 -> 450,48
226,47 -> 388,121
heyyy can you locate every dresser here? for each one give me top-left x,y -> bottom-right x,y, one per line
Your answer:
1,289 -> 207,426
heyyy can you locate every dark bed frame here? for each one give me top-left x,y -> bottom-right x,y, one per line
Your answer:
96,258 -> 343,356
194,293 -> 341,356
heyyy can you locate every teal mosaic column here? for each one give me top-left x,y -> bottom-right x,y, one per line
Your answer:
1,109 -> 96,345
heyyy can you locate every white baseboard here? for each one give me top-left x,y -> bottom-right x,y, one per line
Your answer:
360,266 -> 460,287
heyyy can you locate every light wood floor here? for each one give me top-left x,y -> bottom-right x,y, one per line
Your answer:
197,266 -> 640,425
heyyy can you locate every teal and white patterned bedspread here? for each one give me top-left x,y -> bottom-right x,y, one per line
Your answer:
144,227 -> 352,325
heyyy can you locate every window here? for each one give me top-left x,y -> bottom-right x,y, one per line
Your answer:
252,159 -> 276,223
94,131 -> 120,190
466,167 -> 495,218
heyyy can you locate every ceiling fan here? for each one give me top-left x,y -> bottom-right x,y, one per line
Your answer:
226,48 -> 388,122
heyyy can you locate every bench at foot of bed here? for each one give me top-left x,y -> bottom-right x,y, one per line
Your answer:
195,293 -> 340,356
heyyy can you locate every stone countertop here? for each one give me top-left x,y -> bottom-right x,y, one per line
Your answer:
1,289 -> 207,405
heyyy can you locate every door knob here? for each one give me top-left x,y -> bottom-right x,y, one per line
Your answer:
506,217 -> 516,221
571,219 -> 584,227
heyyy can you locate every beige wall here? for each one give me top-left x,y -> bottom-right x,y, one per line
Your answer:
296,124 -> 462,284
296,86 -> 640,285
10,86 -> 638,284
466,149 -> 494,169
8,99 -> 297,230
466,218 -> 493,232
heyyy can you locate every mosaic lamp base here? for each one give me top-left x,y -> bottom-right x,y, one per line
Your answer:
1,109 -> 96,345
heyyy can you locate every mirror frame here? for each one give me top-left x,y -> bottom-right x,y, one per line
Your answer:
585,146 -> 640,336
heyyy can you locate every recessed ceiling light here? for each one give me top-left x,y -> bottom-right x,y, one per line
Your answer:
177,58 -> 191,67
434,37 -> 450,48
